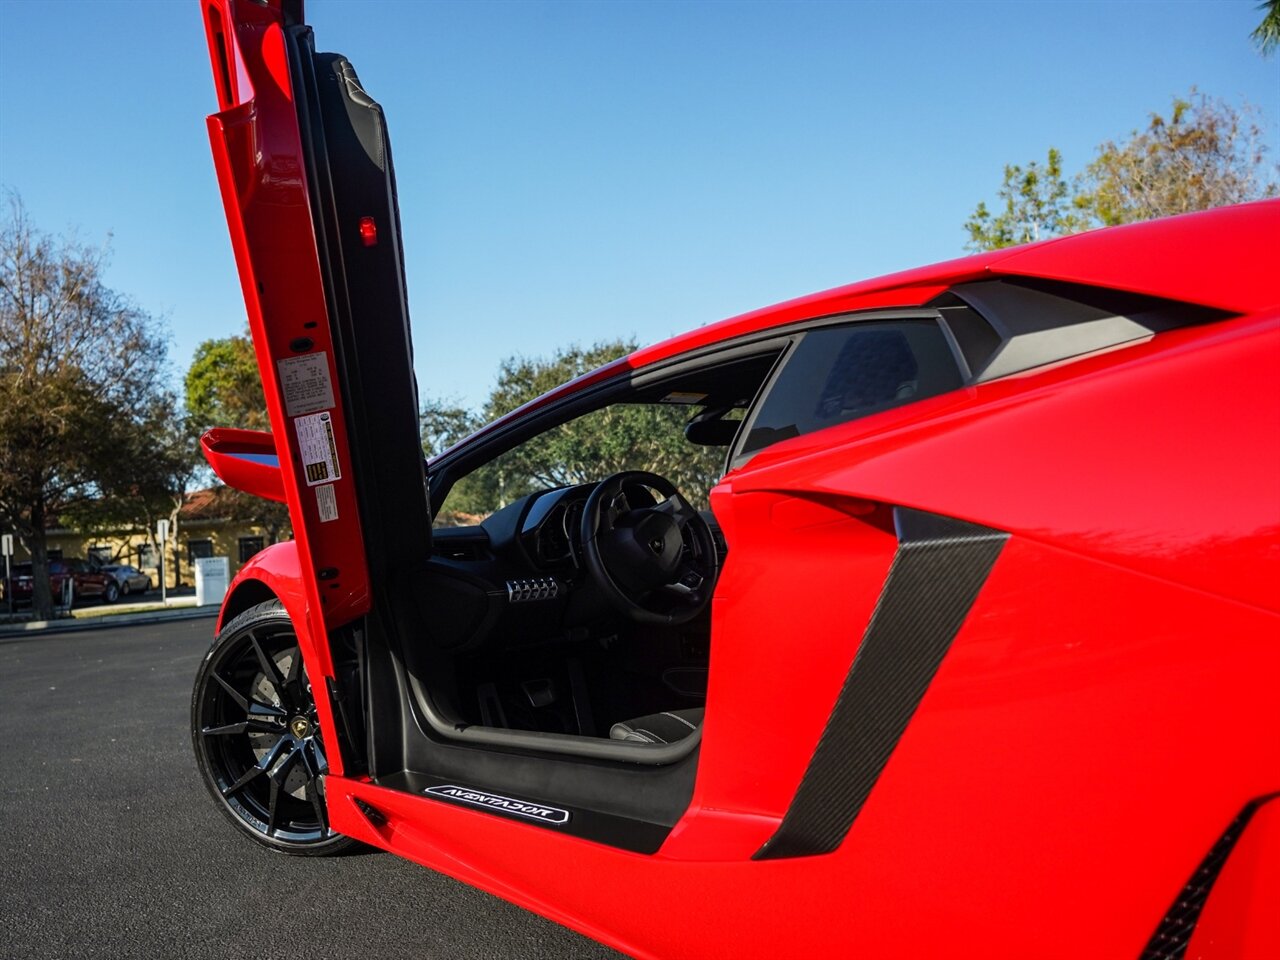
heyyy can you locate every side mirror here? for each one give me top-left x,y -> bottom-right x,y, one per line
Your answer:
200,428 -> 286,503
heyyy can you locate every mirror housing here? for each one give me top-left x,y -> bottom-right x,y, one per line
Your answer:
200,428 -> 286,503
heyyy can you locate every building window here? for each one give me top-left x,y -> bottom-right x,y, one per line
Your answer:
138,543 -> 158,568
47,548 -> 62,560
188,539 -> 214,563
88,545 -> 113,565
238,536 -> 265,564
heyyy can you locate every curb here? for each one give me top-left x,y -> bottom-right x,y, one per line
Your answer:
0,606 -> 219,642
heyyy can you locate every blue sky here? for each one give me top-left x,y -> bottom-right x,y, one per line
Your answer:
1,0 -> 1276,412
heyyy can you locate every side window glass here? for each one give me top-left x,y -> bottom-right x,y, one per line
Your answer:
433,404 -> 726,528
739,320 -> 962,458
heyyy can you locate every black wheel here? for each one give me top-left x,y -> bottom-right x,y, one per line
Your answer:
191,599 -> 353,855
120,580 -> 131,597
103,581 -> 120,604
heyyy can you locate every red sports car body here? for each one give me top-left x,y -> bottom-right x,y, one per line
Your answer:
191,3 -> 1280,958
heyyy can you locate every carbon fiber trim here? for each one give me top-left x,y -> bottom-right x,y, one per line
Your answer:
1140,794 -> 1279,960
754,507 -> 1007,860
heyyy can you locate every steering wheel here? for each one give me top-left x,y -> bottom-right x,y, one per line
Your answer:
580,471 -> 719,625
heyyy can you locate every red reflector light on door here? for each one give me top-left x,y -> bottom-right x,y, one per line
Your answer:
359,216 -> 378,247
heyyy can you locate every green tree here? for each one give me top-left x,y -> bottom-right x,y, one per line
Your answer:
185,334 -> 269,432
421,397 -> 492,523
482,342 -> 633,421
421,398 -> 480,459
435,340 -> 726,522
1075,92 -> 1278,226
183,332 -> 289,543
965,93 -> 1277,252
1253,0 -> 1280,56
964,148 -> 1087,251
0,197 -> 174,618
65,395 -> 201,580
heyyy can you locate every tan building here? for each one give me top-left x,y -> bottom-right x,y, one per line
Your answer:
18,487 -> 289,589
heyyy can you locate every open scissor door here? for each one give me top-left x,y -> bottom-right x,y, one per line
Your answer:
201,0 -> 432,776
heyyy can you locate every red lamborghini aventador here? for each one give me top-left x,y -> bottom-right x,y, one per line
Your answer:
191,2 -> 1280,957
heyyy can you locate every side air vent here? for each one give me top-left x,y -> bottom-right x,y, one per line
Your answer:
1140,795 -> 1278,960
434,541 -> 486,562
353,797 -> 388,827
754,507 -> 1007,861
710,526 -> 729,559
931,293 -> 1001,378
932,279 -> 1232,384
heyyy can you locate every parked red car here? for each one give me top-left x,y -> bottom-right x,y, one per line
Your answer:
191,3 -> 1279,958
8,559 -> 119,606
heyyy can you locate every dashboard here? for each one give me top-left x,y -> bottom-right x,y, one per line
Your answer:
426,481 -> 711,652
516,485 -> 592,570
426,484 -> 606,652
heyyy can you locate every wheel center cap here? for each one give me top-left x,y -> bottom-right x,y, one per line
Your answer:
290,716 -> 311,739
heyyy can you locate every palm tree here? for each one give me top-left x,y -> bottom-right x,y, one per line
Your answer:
1254,0 -> 1280,56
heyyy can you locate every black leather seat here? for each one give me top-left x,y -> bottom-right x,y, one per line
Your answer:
609,708 -> 703,744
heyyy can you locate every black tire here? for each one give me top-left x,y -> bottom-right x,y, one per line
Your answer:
103,581 -> 120,604
191,599 -> 354,856
120,580 -> 131,597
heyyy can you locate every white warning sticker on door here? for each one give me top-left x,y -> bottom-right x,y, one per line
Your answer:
278,352 -> 336,417
315,483 -> 338,523
294,411 -> 342,487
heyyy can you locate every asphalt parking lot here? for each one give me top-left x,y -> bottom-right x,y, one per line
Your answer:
0,619 -> 625,960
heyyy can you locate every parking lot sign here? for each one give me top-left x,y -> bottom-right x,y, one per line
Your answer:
2,534 -> 11,615
155,520 -> 170,603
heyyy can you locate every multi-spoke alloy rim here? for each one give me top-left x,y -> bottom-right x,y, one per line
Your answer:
195,620 -> 334,844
